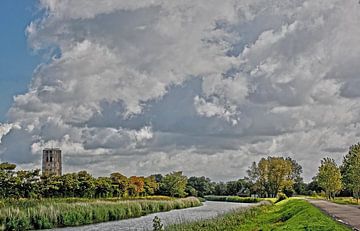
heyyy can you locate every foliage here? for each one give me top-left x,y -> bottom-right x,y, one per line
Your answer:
275,192 -> 288,203
166,199 -> 350,231
341,143 -> 360,201
0,164 -> 160,199
160,172 -> 188,198
316,158 -> 342,199
0,197 -> 201,230
185,176 -> 214,197
247,157 -> 297,197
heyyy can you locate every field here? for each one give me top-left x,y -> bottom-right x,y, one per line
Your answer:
166,199 -> 350,231
0,196 -> 201,231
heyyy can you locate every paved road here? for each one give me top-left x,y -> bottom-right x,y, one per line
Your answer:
308,199 -> 360,230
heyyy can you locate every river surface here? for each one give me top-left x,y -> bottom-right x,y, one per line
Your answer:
50,201 -> 257,231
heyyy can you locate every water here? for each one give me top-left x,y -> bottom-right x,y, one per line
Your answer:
49,201 -> 257,231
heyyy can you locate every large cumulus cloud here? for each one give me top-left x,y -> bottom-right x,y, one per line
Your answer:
1,0 -> 360,181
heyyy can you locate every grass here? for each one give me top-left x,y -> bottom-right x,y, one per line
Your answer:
204,195 -> 276,204
166,199 -> 351,231
306,196 -> 360,206
0,197 -> 201,231
327,197 -> 360,206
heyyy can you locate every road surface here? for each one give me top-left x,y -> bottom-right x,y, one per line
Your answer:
308,199 -> 360,230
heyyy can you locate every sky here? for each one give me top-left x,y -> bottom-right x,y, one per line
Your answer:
0,0 -> 40,121
1,0 -> 360,182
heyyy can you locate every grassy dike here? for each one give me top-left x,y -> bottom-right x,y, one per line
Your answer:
166,199 -> 351,231
0,197 -> 201,231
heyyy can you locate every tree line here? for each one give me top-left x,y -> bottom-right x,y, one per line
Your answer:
1,142 -> 359,199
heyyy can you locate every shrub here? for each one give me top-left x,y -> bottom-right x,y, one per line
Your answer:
275,193 -> 288,203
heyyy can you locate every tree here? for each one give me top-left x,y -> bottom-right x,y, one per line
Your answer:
60,173 -> 79,197
110,172 -> 128,197
213,182 -> 227,196
14,169 -> 40,198
95,177 -> 112,198
247,157 -> 295,197
341,143 -> 360,202
186,176 -> 214,197
317,158 -> 342,200
128,176 -> 145,196
0,162 -> 17,198
225,179 -> 251,196
286,157 -> 304,196
143,176 -> 159,196
160,171 -> 187,197
76,171 -> 95,198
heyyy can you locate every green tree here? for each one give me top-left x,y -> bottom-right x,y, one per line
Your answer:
286,157 -> 304,196
110,172 -> 128,197
186,176 -> 214,197
60,173 -> 79,197
0,162 -> 17,198
14,169 -> 40,198
76,171 -> 95,197
144,176 -> 159,196
225,179 -> 251,196
95,177 -> 112,198
247,156 -> 295,197
317,157 -> 342,200
160,171 -> 188,197
341,143 -> 360,202
213,182 -> 227,196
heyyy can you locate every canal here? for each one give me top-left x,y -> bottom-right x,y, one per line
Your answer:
49,201 -> 257,231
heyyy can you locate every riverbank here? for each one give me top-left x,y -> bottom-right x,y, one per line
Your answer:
166,199 -> 351,230
204,195 -> 276,204
0,197 -> 201,230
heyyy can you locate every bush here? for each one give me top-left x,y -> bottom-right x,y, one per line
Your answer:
275,193 -> 288,203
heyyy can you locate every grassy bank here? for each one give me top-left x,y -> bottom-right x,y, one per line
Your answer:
204,195 -> 276,204
166,199 -> 350,231
0,197 -> 201,231
332,197 -> 360,205
305,196 -> 360,206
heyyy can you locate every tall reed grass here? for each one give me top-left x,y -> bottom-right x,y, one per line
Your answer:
0,197 -> 200,231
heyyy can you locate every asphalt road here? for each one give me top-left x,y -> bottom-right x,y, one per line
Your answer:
308,199 -> 360,230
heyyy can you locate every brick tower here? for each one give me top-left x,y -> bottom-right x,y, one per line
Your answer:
42,148 -> 62,176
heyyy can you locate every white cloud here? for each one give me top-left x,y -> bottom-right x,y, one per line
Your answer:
1,0 -> 360,181
0,123 -> 21,144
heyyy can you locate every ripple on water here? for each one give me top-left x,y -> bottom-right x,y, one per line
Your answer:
49,201 -> 257,231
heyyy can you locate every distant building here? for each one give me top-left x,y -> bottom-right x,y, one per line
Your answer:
42,148 -> 62,176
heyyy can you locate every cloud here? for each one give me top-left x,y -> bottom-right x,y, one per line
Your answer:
0,124 -> 16,144
1,0 -> 360,181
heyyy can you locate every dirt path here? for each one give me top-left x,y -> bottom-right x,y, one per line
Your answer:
308,199 -> 360,230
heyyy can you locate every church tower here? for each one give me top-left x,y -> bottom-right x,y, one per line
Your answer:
42,148 -> 62,176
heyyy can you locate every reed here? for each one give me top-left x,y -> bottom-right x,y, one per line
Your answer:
0,197 -> 201,231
